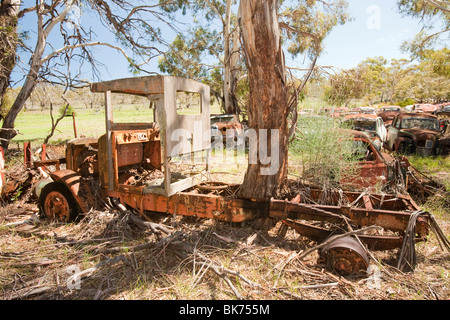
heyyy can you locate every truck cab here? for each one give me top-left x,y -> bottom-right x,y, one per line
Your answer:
37,76 -> 212,221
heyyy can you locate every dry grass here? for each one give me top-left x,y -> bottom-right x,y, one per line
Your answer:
0,146 -> 449,301
0,204 -> 448,301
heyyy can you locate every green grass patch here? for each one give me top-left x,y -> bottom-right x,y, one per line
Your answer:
13,102 -> 222,145
408,155 -> 450,190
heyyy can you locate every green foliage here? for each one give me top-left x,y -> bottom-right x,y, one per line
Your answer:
280,0 -> 351,58
323,49 -> 450,105
397,0 -> 450,28
0,88 -> 16,116
290,115 -> 359,187
158,27 -> 221,80
323,69 -> 365,106
397,0 -> 449,65
396,98 -> 416,107
157,0 -> 351,116
58,104 -> 76,117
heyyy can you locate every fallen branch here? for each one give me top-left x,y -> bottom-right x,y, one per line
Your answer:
3,214 -> 39,227
66,255 -> 126,285
8,285 -> 54,300
128,214 -> 173,235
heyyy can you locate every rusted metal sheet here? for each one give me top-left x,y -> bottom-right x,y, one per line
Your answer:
282,219 -> 424,251
117,143 -> 143,167
270,198 -> 429,236
65,137 -> 98,174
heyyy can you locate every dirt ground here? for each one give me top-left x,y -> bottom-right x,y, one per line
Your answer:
0,146 -> 449,301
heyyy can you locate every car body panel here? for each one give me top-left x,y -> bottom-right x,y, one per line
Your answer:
210,114 -> 243,145
340,130 -> 402,189
377,106 -> 402,127
341,113 -> 387,150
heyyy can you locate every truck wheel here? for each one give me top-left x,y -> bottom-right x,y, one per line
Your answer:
39,182 -> 79,222
397,141 -> 414,155
320,237 -> 369,276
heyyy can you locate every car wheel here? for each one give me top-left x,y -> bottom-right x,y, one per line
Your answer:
397,141 -> 415,155
441,145 -> 450,156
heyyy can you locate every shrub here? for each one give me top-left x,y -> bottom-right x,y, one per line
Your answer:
290,115 -> 359,188
58,104 -> 76,117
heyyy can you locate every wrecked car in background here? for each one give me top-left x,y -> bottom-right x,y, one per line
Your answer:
358,106 -> 376,114
377,106 -> 402,127
435,104 -> 450,129
340,129 -> 407,190
341,114 -> 387,151
385,112 -> 442,156
412,104 -> 438,114
435,104 -> 450,155
210,114 -> 244,147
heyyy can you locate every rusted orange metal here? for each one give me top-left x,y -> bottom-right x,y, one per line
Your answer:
42,189 -> 72,221
50,169 -> 96,213
270,197 -> 429,237
26,75 -> 442,277
282,219 -> 424,251
319,237 -> 370,276
24,142 -> 32,168
114,185 -> 268,223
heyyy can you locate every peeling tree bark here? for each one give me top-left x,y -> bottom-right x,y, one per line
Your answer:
0,0 -> 21,114
238,0 -> 289,201
223,0 -> 240,115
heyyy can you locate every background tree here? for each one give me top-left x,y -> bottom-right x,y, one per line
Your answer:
0,0 -> 176,148
158,0 -> 243,115
158,0 -> 350,117
323,68 -> 365,107
397,0 -> 450,58
236,0 -> 349,201
0,0 -> 20,119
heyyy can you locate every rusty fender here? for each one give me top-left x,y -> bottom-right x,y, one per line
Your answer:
394,136 -> 414,151
49,169 -> 96,213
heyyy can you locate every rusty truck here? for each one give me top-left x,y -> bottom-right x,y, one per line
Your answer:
25,75 -> 447,276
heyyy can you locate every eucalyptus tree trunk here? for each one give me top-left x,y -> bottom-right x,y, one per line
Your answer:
238,0 -> 289,201
0,0 -> 21,113
223,0 -> 239,115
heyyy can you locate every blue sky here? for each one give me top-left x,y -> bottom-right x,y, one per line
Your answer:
97,0 -> 446,79
14,0 -> 447,85
315,0 -> 428,70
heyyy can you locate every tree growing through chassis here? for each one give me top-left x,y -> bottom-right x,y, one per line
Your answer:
237,0 -> 293,201
236,0 -> 349,201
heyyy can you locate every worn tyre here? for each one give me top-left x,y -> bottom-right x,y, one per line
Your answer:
39,182 -> 79,222
397,141 -> 415,155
